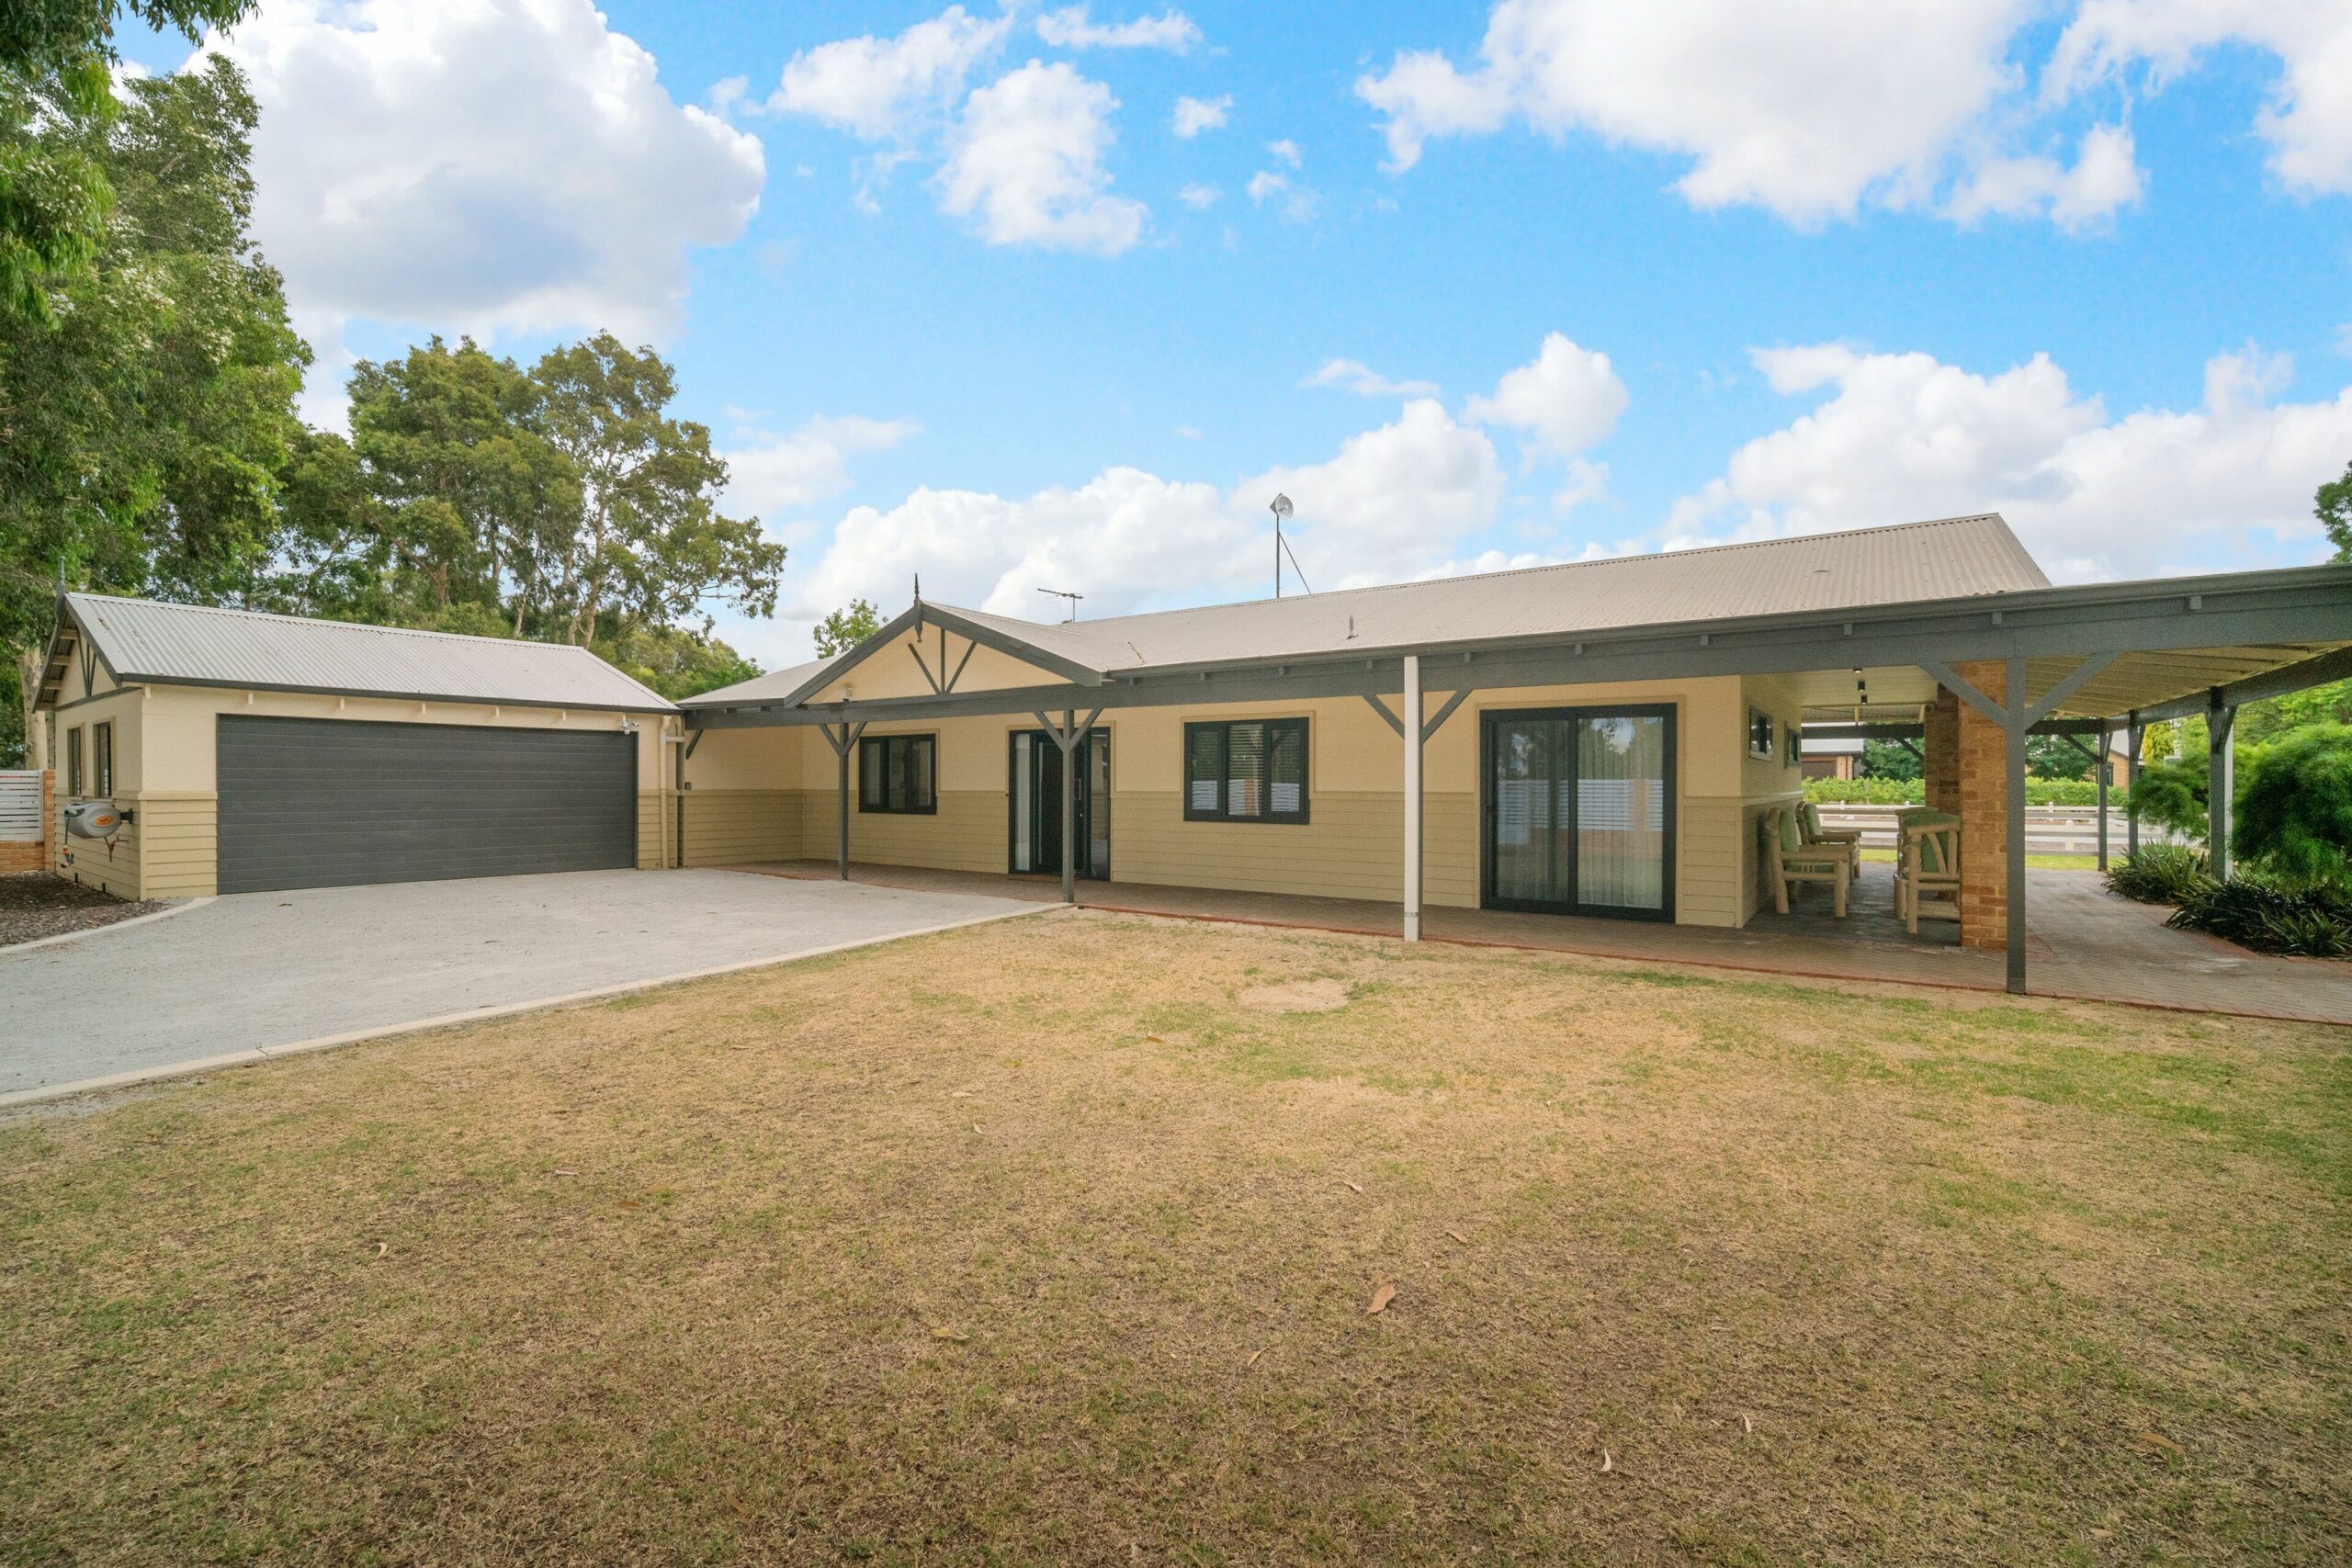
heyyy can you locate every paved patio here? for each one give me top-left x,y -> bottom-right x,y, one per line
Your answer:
732,859 -> 2352,1026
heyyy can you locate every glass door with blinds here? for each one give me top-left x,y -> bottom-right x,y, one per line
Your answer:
1009,728 -> 1110,878
1481,705 -> 1675,921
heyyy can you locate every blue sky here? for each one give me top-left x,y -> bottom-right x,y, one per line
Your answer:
142,2 -> 2352,670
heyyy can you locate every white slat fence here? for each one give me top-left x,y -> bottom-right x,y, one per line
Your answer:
0,770 -> 42,842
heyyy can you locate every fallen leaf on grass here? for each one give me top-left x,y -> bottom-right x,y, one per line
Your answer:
550,1170 -> 578,1178
1366,1283 -> 1396,1315
930,1325 -> 968,1343
617,1200 -> 641,1211
1340,1179 -> 1363,1193
372,1242 -> 386,1258
1445,1229 -> 1470,1246
1600,1450 -> 1613,1472
1740,1414 -> 1753,1435
2131,1429 -> 2183,1456
1246,1348 -> 1262,1367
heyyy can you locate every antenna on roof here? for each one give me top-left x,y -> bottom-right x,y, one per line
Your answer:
1270,494 -> 1313,598
912,573 -> 922,604
1037,587 -> 1083,623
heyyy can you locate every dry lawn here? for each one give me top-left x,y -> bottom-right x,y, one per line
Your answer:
3,909 -> 2348,1565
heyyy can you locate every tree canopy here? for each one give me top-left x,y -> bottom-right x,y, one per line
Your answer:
2,48 -> 785,762
2,0 -> 256,321
814,597 -> 883,657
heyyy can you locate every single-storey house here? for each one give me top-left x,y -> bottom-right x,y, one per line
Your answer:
33,513 -> 2352,993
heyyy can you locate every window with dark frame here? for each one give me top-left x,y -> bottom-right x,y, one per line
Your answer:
857,733 -> 937,814
1747,707 -> 1776,761
92,721 -> 113,797
64,726 -> 84,796
1182,718 -> 1309,823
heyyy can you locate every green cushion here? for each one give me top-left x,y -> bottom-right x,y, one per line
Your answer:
1778,810 -> 1803,852
1803,803 -> 1826,840
1910,829 -> 1956,875
1900,808 -> 1959,827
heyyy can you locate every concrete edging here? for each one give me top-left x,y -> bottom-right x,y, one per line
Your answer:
0,899 -> 1058,1111
0,897 -> 212,957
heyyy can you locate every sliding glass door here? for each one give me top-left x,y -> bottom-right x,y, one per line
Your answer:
1481,705 -> 1674,920
1009,728 -> 1110,878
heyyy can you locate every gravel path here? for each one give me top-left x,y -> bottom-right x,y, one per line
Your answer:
0,874 -> 167,948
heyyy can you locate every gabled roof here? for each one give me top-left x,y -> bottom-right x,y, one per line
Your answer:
684,513 -> 2049,707
40,594 -> 675,712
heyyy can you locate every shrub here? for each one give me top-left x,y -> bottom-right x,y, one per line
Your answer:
2128,757 -> 2208,844
2233,723 -> 2352,884
1802,776 -> 2103,807
2105,845 -> 2213,905
2166,875 -> 2352,958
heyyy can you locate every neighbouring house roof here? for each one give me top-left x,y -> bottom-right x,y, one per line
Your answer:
683,513 -> 2052,708
39,594 -> 676,712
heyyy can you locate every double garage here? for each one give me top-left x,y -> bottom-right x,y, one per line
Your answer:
214,716 -> 641,894
35,593 -> 678,902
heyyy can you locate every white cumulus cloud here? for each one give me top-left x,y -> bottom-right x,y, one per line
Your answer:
203,0 -> 763,416
1464,333 -> 1629,456
937,61 -> 1148,254
1357,0 -> 2029,220
1664,343 -> 2352,581
1177,181 -> 1220,209
1035,6 -> 1202,53
1945,123 -> 2143,229
793,400 -> 1508,621
1171,93 -> 1229,137
723,415 -> 922,521
1304,357 -> 1440,399
2046,0 -> 2352,197
765,4 -> 1011,140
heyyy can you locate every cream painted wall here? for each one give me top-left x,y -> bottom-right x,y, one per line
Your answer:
683,671 -> 1766,925
799,625 -> 1090,703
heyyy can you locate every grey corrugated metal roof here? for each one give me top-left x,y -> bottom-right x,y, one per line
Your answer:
62,594 -> 675,711
986,513 -> 2047,671
690,513 -> 2048,707
675,657 -> 830,707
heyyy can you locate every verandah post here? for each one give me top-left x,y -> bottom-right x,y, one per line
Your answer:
2005,654 -> 2028,996
2207,688 -> 2234,879
1403,654 -> 1422,942
1061,707 -> 1077,905
2095,722 -> 2109,871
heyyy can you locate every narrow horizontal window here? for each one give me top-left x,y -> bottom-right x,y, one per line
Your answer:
858,734 -> 937,815
1183,718 -> 1309,824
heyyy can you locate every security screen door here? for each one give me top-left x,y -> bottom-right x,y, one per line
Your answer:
1481,705 -> 1674,920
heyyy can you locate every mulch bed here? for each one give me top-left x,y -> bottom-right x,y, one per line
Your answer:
0,872 -> 167,948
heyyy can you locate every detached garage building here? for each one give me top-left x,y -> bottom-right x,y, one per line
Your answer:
34,594 -> 681,900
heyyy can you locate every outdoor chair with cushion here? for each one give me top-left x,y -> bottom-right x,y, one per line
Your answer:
1894,811 -> 1962,934
1766,805 -> 1852,918
1800,802 -> 1863,888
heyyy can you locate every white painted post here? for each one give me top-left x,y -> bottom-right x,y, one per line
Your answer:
1403,654 -> 1422,942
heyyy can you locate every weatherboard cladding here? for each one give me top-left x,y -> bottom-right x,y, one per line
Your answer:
684,513 -> 2051,707
62,593 -> 674,711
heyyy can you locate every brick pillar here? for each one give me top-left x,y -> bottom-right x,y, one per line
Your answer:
1950,660 -> 2009,952
1923,689 -> 1959,815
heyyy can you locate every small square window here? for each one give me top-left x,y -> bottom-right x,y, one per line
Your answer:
1183,718 -> 1309,823
858,734 -> 937,814
1747,707 -> 1776,761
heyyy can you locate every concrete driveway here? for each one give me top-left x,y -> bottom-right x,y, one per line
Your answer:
0,869 -> 1042,1101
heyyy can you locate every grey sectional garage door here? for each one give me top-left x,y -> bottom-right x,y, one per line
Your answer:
217,716 -> 638,894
